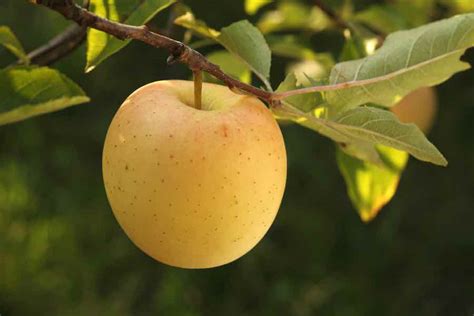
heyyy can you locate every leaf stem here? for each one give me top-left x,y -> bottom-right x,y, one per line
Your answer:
193,69 -> 202,110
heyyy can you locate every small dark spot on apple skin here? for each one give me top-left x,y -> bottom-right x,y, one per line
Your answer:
220,124 -> 229,137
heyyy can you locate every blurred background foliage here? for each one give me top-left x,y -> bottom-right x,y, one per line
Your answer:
1,0 -> 474,315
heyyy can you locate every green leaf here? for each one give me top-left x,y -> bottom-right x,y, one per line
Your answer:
0,66 -> 89,126
326,13 -> 474,114
334,27 -> 390,165
333,107 -> 446,165
267,35 -> 336,66
245,0 -> 273,15
339,142 -> 384,165
338,30 -> 370,61
175,16 -> 272,86
256,2 -> 331,34
276,72 -> 324,113
174,12 -> 220,39
275,104 -> 447,166
353,1 -> 436,34
86,0 -> 175,72
354,5 -> 410,34
204,50 -> 251,84
441,0 -> 474,14
0,26 -> 29,64
337,145 -> 409,222
218,20 -> 272,81
287,59 -> 333,84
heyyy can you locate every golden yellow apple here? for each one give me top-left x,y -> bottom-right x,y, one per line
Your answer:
102,80 -> 287,269
391,87 -> 438,134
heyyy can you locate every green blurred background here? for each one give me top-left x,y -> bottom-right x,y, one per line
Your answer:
1,0 -> 473,315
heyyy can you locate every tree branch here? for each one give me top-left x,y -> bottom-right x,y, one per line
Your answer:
314,0 -> 351,31
15,0 -> 90,66
32,0 -> 390,105
27,24 -> 86,66
33,0 -> 274,101
314,0 -> 386,39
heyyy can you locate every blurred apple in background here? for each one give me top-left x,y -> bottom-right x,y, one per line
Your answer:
391,87 -> 438,134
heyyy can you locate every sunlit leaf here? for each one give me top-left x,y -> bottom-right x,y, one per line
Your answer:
354,5 -> 409,34
244,0 -> 273,15
339,142 -> 383,165
441,0 -> 474,13
338,30 -> 369,61
332,26 -> 389,164
267,35 -> 316,60
337,145 -> 409,222
354,0 -> 436,34
86,0 -> 175,72
326,13 -> 474,114
257,2 -> 331,34
0,26 -> 29,64
174,11 -> 220,39
204,50 -> 251,84
287,59 -> 333,85
0,66 -> 89,126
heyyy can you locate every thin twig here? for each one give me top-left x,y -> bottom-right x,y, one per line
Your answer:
314,0 -> 351,31
34,0 -> 273,101
15,0 -> 89,66
27,24 -> 86,65
314,0 -> 385,39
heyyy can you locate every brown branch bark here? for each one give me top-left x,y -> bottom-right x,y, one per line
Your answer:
27,24 -> 86,66
13,0 -> 89,66
33,0 -> 274,102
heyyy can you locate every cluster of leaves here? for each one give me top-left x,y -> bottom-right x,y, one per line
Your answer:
0,26 -> 89,125
177,0 -> 474,221
1,0 -> 474,221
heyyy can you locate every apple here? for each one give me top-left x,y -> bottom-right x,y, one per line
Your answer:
391,87 -> 437,134
102,80 -> 287,269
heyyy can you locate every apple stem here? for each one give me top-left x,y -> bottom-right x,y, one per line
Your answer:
193,70 -> 203,110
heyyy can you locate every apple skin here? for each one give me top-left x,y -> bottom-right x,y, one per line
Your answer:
391,87 -> 437,134
102,80 -> 287,269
